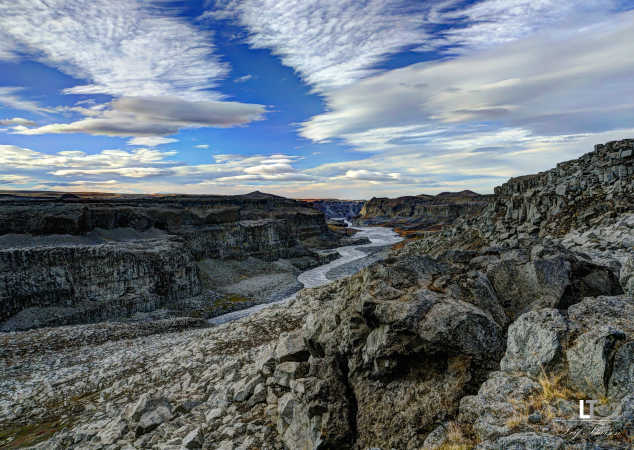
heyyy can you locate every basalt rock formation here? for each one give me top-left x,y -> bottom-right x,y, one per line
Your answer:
356,190 -> 491,232
2,140 -> 633,449
0,192 -> 355,331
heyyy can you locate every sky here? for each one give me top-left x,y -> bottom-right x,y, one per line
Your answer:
0,0 -> 633,199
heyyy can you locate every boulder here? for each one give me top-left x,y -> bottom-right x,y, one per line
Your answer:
275,331 -> 310,363
500,309 -> 569,375
608,341 -> 634,399
567,326 -> 625,397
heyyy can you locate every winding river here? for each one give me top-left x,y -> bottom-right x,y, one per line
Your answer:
208,222 -> 402,325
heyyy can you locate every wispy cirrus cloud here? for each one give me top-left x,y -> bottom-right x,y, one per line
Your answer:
0,87 -> 52,114
0,0 -> 266,137
0,0 -> 228,100
213,0 -> 431,92
300,10 -> 634,148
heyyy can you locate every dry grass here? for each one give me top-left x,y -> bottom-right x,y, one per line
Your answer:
436,421 -> 478,450
507,370 -> 585,431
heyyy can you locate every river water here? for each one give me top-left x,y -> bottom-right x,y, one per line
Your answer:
208,222 -> 402,325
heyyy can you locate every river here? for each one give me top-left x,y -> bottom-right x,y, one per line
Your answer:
208,222 -> 402,325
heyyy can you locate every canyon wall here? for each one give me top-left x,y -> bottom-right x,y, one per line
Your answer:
0,192 -> 343,330
356,190 -> 491,231
303,199 -> 364,219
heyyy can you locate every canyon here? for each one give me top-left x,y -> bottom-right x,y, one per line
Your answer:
0,139 -> 632,449
0,191 -> 363,331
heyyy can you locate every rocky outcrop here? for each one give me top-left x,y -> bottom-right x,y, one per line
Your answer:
0,192 -> 351,330
260,241 -> 623,449
453,295 -> 634,448
356,190 -> 491,231
447,139 -> 633,248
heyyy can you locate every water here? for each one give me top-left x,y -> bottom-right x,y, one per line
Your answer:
208,221 -> 402,325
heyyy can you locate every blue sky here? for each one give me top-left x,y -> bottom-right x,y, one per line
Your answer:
1,0 -> 633,199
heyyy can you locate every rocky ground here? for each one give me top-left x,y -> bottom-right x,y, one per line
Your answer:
1,139 -> 632,449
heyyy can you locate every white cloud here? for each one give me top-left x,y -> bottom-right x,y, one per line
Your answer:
214,0 -> 430,91
15,96 -> 267,137
0,174 -> 33,184
301,11 -> 634,148
50,167 -> 168,178
0,87 -> 52,114
0,145 -> 175,170
0,0 -> 229,101
234,74 -> 253,83
128,137 -> 179,147
426,0 -> 619,51
195,144 -> 210,149
0,117 -> 36,126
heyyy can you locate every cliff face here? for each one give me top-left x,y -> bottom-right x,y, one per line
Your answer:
483,139 -> 633,243
0,192 -> 342,330
0,239 -> 201,327
303,199 -> 364,219
357,190 -> 491,230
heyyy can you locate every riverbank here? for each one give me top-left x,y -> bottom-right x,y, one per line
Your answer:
208,224 -> 402,325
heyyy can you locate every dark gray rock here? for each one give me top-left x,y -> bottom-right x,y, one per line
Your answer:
501,309 -> 569,376
567,326 -> 625,397
608,341 -> 634,399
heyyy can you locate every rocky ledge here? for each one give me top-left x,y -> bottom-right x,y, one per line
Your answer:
1,140 -> 632,449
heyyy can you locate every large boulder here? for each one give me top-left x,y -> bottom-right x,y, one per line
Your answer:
567,326 -> 625,397
500,309 -> 569,375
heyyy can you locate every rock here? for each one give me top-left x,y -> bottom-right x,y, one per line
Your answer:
0,192 -> 349,330
182,427 -> 203,449
356,190 -> 490,229
477,432 -> 565,449
500,309 -> 569,375
205,407 -> 224,424
608,341 -> 634,399
567,326 -> 625,397
233,375 -> 264,402
270,361 -> 307,388
620,255 -> 634,296
275,331 -> 310,363
255,344 -> 276,376
422,423 -> 450,449
527,412 -> 542,424
248,383 -> 267,407
276,393 -> 296,436
458,372 -> 540,441
97,418 -> 127,445
136,404 -> 173,436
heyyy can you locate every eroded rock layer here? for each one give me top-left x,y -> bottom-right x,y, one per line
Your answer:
0,192 -> 354,330
356,190 -> 491,231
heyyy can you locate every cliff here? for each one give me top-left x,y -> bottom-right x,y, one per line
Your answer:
302,199 -> 364,219
356,190 -> 491,231
0,192 -> 350,330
